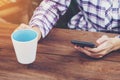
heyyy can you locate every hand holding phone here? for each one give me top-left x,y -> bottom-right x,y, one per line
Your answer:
71,40 -> 96,48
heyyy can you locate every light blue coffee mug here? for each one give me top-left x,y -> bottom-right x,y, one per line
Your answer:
11,29 -> 38,64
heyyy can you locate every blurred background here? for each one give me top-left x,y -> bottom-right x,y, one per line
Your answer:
0,0 -> 79,28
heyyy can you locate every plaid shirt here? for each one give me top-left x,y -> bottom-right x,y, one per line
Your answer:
29,0 -> 120,38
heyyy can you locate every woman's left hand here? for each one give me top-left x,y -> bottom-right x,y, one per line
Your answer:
74,35 -> 120,58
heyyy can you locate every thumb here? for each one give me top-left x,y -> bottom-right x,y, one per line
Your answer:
17,23 -> 31,29
14,23 -> 31,32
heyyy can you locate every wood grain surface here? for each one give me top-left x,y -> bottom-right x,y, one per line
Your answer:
0,22 -> 120,80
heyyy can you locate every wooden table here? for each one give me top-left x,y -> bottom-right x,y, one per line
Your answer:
0,22 -> 120,80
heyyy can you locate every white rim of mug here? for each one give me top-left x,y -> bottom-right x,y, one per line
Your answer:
11,29 -> 38,43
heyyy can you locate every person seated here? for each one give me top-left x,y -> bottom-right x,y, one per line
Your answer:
15,0 -> 120,59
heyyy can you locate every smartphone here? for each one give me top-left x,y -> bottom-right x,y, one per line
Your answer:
71,40 -> 96,48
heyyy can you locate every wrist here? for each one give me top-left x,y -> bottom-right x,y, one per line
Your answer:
112,37 -> 120,50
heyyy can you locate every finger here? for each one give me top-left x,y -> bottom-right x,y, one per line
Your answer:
91,50 -> 108,58
84,47 -> 105,53
84,47 -> 110,58
74,46 -> 92,56
96,35 -> 109,44
80,47 -> 104,58
14,24 -> 31,32
75,46 -> 105,58
18,23 -> 31,29
17,24 -> 30,30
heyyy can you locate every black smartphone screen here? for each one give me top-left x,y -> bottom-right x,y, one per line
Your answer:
71,40 -> 95,48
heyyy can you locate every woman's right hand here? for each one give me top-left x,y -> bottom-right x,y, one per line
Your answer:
15,23 -> 42,41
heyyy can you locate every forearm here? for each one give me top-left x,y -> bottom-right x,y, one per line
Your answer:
29,0 -> 71,38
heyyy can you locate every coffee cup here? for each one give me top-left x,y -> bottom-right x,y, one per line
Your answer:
11,29 -> 38,64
